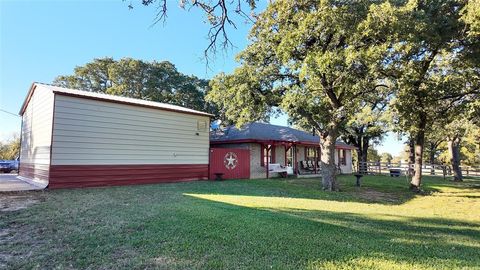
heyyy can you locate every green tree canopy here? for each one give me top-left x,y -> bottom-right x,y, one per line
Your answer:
0,134 -> 20,160
461,0 -> 480,38
380,152 -> 393,163
367,148 -> 381,163
207,0 -> 389,190
341,92 -> 390,172
54,58 -> 219,116
364,0 -> 480,190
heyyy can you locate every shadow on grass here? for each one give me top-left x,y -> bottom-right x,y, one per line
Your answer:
179,175 -> 463,206
156,194 -> 480,269
2,175 -> 479,269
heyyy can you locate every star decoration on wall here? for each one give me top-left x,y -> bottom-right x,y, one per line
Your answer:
224,152 -> 238,170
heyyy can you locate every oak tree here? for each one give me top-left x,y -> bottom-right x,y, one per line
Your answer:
54,58 -> 219,116
207,0 -> 388,191
366,0 -> 480,190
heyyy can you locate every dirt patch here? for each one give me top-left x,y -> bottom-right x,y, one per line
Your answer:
0,192 -> 45,212
355,188 -> 400,203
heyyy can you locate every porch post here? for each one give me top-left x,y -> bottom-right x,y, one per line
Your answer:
294,144 -> 298,174
314,146 -> 317,174
266,144 -> 270,179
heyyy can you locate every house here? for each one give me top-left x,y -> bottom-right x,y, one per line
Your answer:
18,83 -> 212,188
210,122 -> 355,179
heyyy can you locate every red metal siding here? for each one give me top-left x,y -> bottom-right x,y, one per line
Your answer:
48,164 -> 208,189
209,148 -> 250,180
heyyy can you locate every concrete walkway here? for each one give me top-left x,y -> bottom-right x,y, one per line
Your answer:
0,174 -> 47,192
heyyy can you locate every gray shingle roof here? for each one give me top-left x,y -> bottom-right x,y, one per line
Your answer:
210,122 -> 354,148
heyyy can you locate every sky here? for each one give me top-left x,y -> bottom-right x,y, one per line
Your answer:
0,0 -> 404,155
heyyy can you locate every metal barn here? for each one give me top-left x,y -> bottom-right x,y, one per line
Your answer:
19,83 -> 212,188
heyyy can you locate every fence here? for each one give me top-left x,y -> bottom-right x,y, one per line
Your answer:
356,162 -> 480,177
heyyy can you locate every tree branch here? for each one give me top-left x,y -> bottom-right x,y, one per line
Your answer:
135,0 -> 257,62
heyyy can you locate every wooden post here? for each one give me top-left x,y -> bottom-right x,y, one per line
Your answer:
292,145 -> 298,174
266,145 -> 270,179
285,144 -> 292,176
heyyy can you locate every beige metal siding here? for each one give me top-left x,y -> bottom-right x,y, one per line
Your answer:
51,95 -> 210,165
19,86 -> 54,182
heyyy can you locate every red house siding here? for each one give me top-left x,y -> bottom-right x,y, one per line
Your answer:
209,148 -> 250,180
48,164 -> 209,189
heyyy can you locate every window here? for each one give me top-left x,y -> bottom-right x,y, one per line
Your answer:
339,149 -> 346,165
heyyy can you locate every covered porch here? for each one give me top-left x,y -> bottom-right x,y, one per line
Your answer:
260,141 -> 351,178
210,122 -> 354,179
260,141 -> 322,178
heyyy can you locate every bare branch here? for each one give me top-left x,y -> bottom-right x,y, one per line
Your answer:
133,0 -> 258,62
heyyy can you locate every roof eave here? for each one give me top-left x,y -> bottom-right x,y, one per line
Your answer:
210,138 -> 356,149
18,82 -> 38,116
52,90 -> 214,118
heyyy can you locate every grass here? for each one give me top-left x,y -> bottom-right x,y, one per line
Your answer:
1,175 -> 479,269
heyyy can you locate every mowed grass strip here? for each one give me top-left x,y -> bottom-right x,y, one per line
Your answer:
1,175 -> 479,269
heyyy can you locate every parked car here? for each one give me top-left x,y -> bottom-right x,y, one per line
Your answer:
0,158 -> 18,173
11,158 -> 19,171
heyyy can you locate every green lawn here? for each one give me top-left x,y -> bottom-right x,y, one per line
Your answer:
1,175 -> 479,269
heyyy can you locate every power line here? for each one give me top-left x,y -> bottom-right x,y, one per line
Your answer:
0,109 -> 20,117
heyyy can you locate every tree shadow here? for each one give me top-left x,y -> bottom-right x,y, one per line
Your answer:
182,175 -> 464,206
160,194 -> 480,269
4,175 -> 479,269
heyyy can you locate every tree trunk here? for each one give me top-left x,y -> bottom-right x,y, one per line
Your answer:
408,139 -> 415,177
356,148 -> 362,172
357,141 -> 369,174
429,143 -> 436,175
320,129 -> 339,191
448,137 -> 463,181
410,118 -> 426,191
361,136 -> 369,174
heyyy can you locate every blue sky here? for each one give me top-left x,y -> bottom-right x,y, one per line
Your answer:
0,0 -> 404,155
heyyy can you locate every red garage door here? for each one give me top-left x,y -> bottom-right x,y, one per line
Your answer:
209,148 -> 250,180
